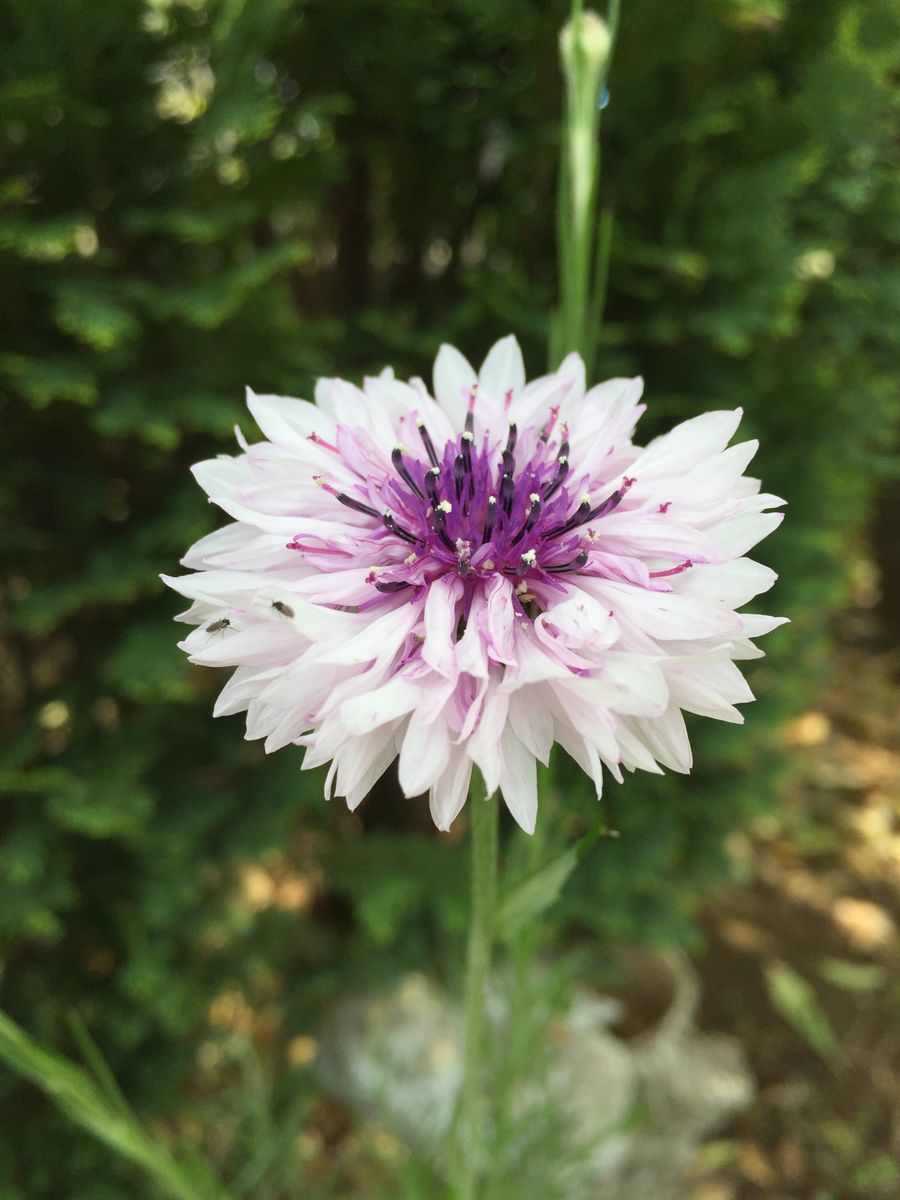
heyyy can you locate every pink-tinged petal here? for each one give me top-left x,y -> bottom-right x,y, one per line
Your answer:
498,726 -> 537,833
423,575 -> 463,679
484,575 -> 516,663
455,589 -> 490,679
433,343 -> 477,428
429,749 -> 473,831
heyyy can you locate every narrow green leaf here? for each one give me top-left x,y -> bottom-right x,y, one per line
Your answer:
493,823 -> 608,942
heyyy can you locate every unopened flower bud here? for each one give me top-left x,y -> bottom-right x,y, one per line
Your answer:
560,10 -> 611,77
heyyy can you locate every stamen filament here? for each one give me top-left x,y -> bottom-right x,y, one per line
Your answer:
649,560 -> 693,578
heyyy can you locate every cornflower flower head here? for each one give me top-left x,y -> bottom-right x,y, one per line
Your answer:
164,337 -> 785,832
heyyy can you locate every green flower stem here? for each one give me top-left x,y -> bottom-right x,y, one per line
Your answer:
454,775 -> 499,1200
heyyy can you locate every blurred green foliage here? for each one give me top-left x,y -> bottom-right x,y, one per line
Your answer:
0,0 -> 897,1194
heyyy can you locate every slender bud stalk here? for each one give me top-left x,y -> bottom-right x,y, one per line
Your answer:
552,0 -> 620,374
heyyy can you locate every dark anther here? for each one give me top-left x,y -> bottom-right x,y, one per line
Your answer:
392,446 -> 425,498
383,510 -> 419,545
416,419 -> 440,467
588,485 -> 626,521
503,549 -> 537,577
542,455 -> 570,502
482,495 -> 498,544
454,453 -> 465,501
499,472 -> 515,516
501,448 -> 515,477
461,430 -> 474,473
336,492 -> 380,518
545,550 -> 589,573
432,502 -> 456,552
375,580 -> 411,593
424,467 -> 441,504
511,494 -> 541,546
544,494 -> 591,539
505,422 -> 518,456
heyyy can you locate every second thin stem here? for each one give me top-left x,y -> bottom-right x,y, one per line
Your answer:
455,778 -> 499,1200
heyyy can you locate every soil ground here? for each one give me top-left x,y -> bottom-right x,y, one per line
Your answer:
689,617 -> 900,1200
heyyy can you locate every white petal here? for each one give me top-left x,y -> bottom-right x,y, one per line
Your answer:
498,726 -> 538,834
340,676 -> 422,734
429,749 -> 472,831
707,510 -> 785,557
465,685 -> 508,795
433,344 -> 477,429
628,409 -> 743,479
740,613 -> 789,638
246,388 -> 335,450
478,335 -> 526,400
398,710 -> 452,797
508,688 -> 554,764
673,558 -> 777,607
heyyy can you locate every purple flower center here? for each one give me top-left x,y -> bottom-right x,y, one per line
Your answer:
305,398 -> 644,602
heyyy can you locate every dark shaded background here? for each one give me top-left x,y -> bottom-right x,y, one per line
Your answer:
1,0 -> 897,1196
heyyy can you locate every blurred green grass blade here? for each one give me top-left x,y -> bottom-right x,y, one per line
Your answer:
818,957 -> 886,992
67,1011 -> 135,1122
0,1009 -> 228,1200
764,960 -> 837,1060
